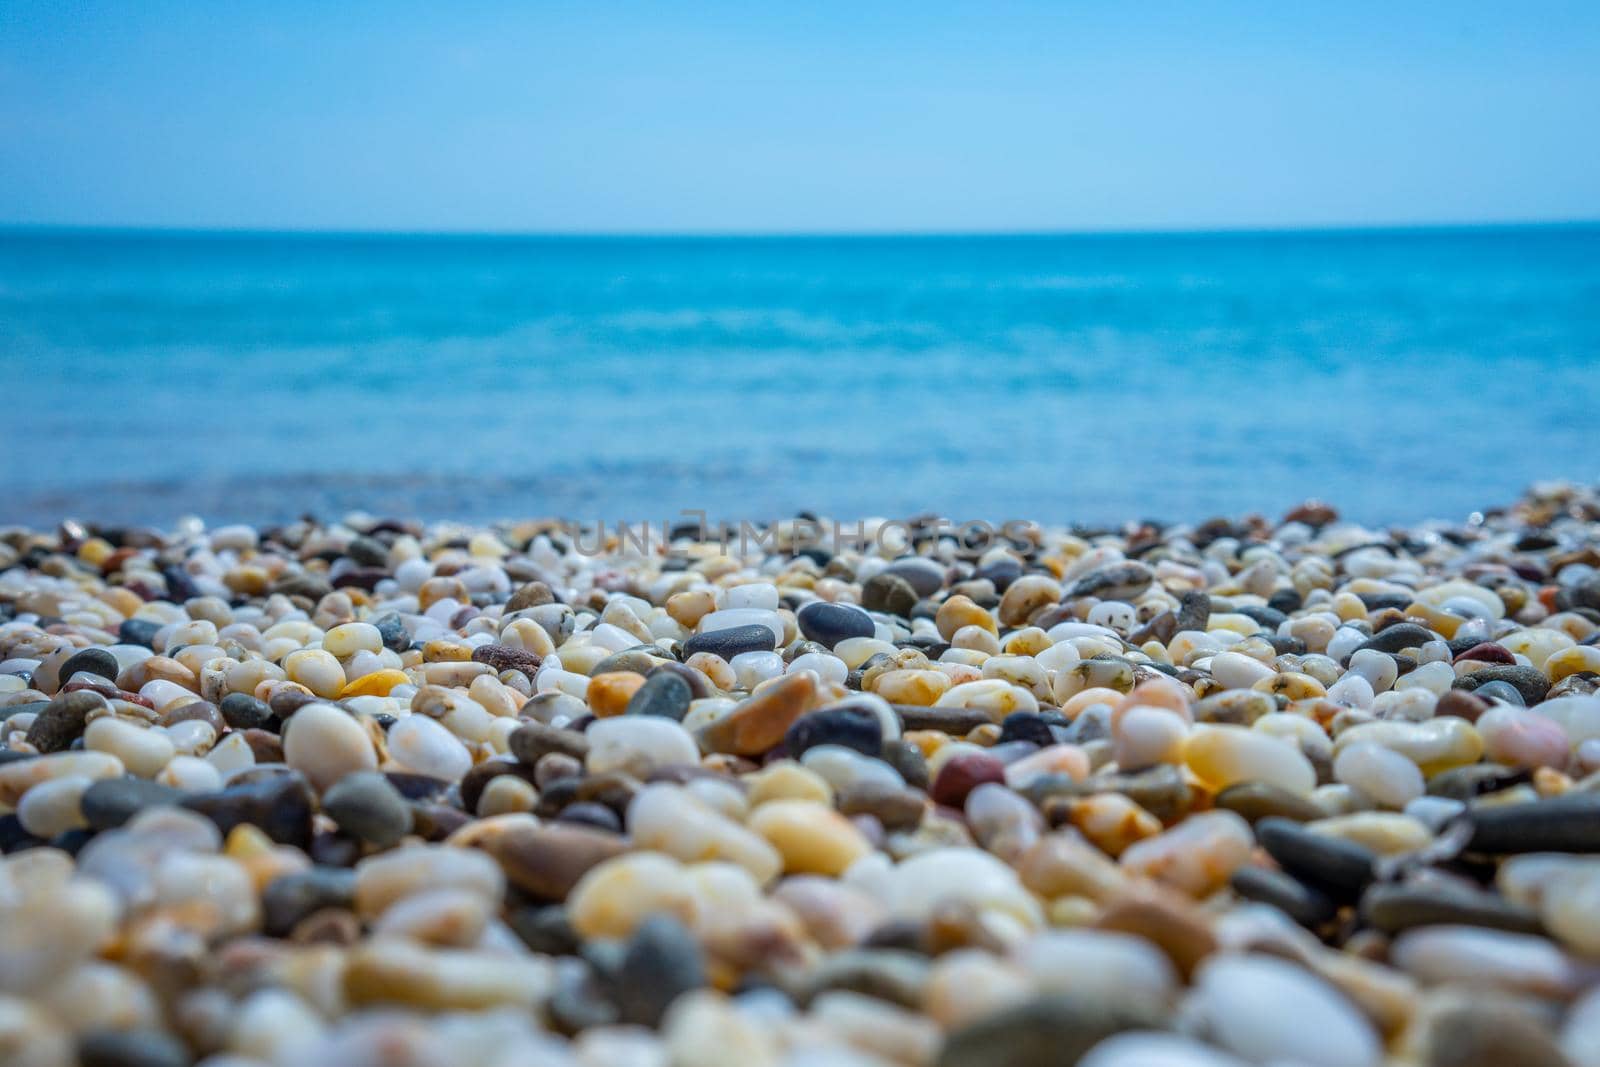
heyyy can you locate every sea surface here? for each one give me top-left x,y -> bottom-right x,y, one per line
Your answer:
2,225 -> 1597,529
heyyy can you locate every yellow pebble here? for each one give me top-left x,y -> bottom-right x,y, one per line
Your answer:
340,669 -> 411,698
935,595 -> 997,641
748,799 -> 871,876
1543,645 -> 1600,682
746,761 -> 834,807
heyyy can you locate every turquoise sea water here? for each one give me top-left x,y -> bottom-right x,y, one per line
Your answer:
1,226 -> 1597,527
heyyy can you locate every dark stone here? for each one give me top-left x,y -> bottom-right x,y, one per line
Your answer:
1453,641 -> 1517,665
1066,561 -> 1153,600
555,801 -> 624,834
117,618 -> 163,648
1433,689 -> 1490,723
407,802 -> 472,841
936,995 -> 1164,1067
81,777 -> 182,830
1467,794 -> 1600,853
838,781 -> 927,830
1473,680 -> 1527,706
796,602 -> 875,649
785,705 -> 883,759
507,580 -> 556,612
182,771 -> 316,849
0,813 -> 43,853
1236,605 -> 1288,630
262,867 -> 358,937
1174,590 -> 1211,633
24,690 -> 103,752
272,573 -> 332,600
240,728 -> 285,764
380,771 -> 453,801
219,692 -> 273,731
883,558 -> 944,598
592,649 -> 668,677
880,739 -> 930,790
624,671 -> 693,721
1230,865 -> 1337,927
509,904 -> 580,955
895,705 -> 991,735
997,711 -> 1057,748
1355,623 -> 1438,655
975,558 -> 1023,594
371,611 -> 411,652
614,914 -> 707,1026
1256,817 -> 1376,899
509,721 -> 590,765
56,648 -> 120,688
646,661 -> 712,701
1361,883 -> 1543,935
1452,665 -> 1552,706
861,573 -> 919,617
76,1028 -> 188,1067
161,565 -> 202,602
321,771 -> 412,847
51,828 -> 95,855
682,623 -> 776,660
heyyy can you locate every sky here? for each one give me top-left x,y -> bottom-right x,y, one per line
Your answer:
2,1 -> 1598,234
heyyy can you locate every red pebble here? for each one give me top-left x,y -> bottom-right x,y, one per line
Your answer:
1453,642 -> 1516,666
930,752 -> 1006,807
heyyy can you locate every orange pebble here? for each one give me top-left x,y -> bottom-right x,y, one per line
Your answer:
587,671 -> 647,717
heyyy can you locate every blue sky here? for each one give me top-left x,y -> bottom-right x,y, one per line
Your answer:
2,1 -> 1597,233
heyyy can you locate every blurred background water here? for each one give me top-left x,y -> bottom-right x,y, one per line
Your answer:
1,224 -> 1596,528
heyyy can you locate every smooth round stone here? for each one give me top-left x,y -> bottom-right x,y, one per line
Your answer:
282,703 -> 377,793
862,573 -> 919,617
797,602 -> 875,649
387,715 -> 473,781
615,914 -> 708,1027
353,843 -> 505,918
748,799 -> 871,876
181,772 -> 316,848
219,692 -> 273,731
24,691 -> 104,754
803,745 -> 905,794
1467,794 -> 1600,853
1333,742 -> 1424,809
56,648 -> 121,688
261,866 -> 358,935
1478,706 -> 1570,770
1256,817 -> 1376,899
477,820 -> 630,899
567,852 -> 699,939
784,705 -> 882,759
1454,665 -> 1553,707
625,671 -> 694,721
323,622 -> 383,658
935,995 -> 1163,1067
628,783 -> 781,883
1194,954 -> 1381,1067
881,847 -> 1043,930
0,751 -> 125,807
76,1027 -> 189,1067
696,673 -> 817,756
321,770 -> 413,847
17,774 -> 93,837
1119,810 -> 1255,898
587,717 -> 700,778
1230,865 -> 1337,927
1185,725 -> 1316,796
682,623 -> 778,662
1360,883 -> 1542,936
930,752 -> 1005,808
84,717 -> 176,779
1418,1003 -> 1573,1067
1214,782 -> 1325,823
283,649 -> 346,700
1014,928 -> 1177,1003
80,777 -> 182,830
1391,925 -> 1581,997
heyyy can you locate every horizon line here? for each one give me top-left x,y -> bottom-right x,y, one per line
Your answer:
2,217 -> 1598,242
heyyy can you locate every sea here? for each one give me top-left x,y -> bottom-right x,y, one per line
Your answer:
2,225 -> 1597,530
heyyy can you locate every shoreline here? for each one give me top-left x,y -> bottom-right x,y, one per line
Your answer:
2,483 -> 1600,1064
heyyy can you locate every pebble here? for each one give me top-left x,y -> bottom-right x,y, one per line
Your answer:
796,602 -> 875,649
7,489 -> 1600,1062
321,770 -> 413,846
281,703 -> 377,793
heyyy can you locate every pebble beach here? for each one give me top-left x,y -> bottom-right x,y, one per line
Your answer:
6,485 -> 1600,1067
